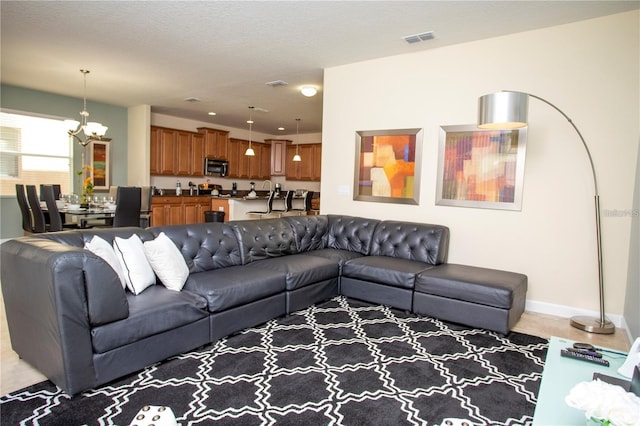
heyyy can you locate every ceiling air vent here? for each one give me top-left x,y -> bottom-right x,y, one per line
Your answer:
183,97 -> 201,102
402,31 -> 434,44
265,80 -> 288,87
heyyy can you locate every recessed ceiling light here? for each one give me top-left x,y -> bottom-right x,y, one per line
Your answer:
208,112 -> 216,116
300,86 -> 317,97
278,127 -> 285,131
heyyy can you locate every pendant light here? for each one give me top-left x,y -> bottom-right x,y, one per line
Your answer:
293,118 -> 302,162
245,106 -> 255,156
64,69 -> 108,147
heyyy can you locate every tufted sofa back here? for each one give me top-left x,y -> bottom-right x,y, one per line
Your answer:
148,223 -> 242,273
326,215 -> 380,255
370,220 -> 449,265
283,215 -> 329,252
231,218 -> 297,263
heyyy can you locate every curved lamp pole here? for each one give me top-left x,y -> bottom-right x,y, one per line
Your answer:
477,91 -> 614,334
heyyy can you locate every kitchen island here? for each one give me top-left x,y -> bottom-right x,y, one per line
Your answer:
152,193 -> 313,226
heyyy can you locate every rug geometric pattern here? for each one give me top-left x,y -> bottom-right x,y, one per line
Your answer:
1,296 -> 548,425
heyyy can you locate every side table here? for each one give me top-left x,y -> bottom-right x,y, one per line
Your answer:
533,336 -> 628,425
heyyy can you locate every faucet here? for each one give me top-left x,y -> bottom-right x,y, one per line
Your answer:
262,180 -> 272,193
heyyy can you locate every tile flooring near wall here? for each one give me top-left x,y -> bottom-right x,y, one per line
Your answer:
0,292 -> 632,396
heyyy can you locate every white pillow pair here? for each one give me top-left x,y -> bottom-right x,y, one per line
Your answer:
84,233 -> 188,295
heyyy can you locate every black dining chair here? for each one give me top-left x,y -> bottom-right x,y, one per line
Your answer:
247,190 -> 275,219
291,190 -> 314,216
42,185 -> 78,231
16,184 -> 34,234
25,185 -> 47,233
112,187 -> 142,227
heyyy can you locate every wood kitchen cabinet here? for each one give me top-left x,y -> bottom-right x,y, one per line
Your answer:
265,139 -> 290,176
150,127 -> 177,175
151,197 -> 183,226
285,143 -> 322,181
151,196 -> 211,226
198,127 -> 229,160
227,138 -> 270,180
183,196 -> 211,224
150,126 -> 204,177
210,198 -> 229,222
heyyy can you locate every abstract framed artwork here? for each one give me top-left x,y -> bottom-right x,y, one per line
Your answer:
436,124 -> 527,210
354,128 -> 422,205
86,139 -> 110,190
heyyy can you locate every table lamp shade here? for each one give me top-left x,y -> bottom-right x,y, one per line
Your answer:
478,91 -> 529,129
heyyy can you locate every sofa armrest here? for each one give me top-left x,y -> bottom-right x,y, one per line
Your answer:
1,237 -> 127,395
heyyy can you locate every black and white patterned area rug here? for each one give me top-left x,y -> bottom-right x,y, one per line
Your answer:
1,297 -> 548,426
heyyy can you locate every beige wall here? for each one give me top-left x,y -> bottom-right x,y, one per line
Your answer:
321,11 -> 639,320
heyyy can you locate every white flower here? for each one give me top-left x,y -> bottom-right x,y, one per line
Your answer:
565,379 -> 640,426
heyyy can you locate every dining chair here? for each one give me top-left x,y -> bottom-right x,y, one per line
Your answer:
26,185 -> 47,232
15,184 -> 34,234
42,185 -> 78,231
113,187 -> 142,227
246,190 -> 275,219
271,190 -> 294,217
291,190 -> 314,216
139,186 -> 152,227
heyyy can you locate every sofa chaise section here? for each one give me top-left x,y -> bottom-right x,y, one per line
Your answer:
340,220 -> 450,311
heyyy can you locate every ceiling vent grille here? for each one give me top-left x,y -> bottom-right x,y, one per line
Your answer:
265,80 -> 288,87
402,31 -> 434,44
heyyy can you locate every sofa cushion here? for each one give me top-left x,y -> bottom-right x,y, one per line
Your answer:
370,220 -> 449,265
342,256 -> 434,289
84,235 -> 127,288
326,215 -> 380,255
301,248 -> 365,271
184,265 -> 286,312
143,232 -> 189,292
90,286 -> 208,354
148,223 -> 242,273
415,264 -> 527,309
113,234 -> 156,295
245,254 -> 339,291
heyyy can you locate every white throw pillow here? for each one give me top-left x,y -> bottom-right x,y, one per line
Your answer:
113,234 -> 156,295
84,236 -> 127,288
143,232 -> 189,292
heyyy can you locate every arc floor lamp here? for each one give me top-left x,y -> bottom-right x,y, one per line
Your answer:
477,91 -> 614,334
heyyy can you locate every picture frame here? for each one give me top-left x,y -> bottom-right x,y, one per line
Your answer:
353,128 -> 422,205
86,139 -> 111,190
436,124 -> 527,211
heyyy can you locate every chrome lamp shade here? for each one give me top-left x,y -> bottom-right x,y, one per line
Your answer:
476,90 -> 614,334
478,91 -> 529,129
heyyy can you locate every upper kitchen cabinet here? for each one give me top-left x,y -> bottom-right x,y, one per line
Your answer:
150,126 -> 204,177
265,139 -> 291,176
150,126 -> 177,175
285,143 -> 322,181
227,138 -> 270,180
198,127 -> 229,160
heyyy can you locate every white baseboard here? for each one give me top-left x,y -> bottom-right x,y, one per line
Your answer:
526,299 -> 626,330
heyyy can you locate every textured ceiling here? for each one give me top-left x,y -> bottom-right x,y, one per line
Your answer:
1,1 -> 637,134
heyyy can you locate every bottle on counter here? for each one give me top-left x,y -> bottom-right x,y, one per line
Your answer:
175,181 -> 182,196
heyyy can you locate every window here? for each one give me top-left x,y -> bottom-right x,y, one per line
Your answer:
0,110 -> 73,196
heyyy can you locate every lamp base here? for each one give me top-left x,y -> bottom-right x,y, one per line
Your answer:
570,315 -> 615,334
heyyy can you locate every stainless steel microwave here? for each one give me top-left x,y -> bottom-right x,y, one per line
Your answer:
204,158 -> 229,177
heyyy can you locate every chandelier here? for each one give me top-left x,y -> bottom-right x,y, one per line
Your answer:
245,106 -> 255,156
64,69 -> 108,147
293,118 -> 302,162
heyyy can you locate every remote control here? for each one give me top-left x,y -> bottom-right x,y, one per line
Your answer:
561,349 -> 610,366
566,347 -> 603,358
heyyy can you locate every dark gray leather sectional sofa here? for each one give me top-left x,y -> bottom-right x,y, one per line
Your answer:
1,214 -> 527,395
